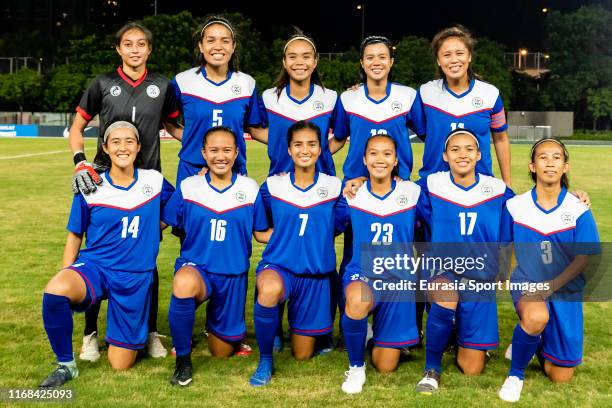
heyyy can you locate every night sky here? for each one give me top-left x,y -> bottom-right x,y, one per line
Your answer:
121,0 -> 597,52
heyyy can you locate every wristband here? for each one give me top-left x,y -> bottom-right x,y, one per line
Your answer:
73,152 -> 87,165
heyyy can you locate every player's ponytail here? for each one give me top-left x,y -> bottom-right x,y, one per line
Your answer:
194,16 -> 240,74
274,29 -> 324,98
431,25 -> 479,81
529,137 -> 570,189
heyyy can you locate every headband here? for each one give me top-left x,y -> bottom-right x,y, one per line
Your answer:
444,128 -> 479,150
361,35 -> 392,49
104,121 -> 140,143
201,20 -> 235,39
531,137 -> 564,151
284,36 -> 317,53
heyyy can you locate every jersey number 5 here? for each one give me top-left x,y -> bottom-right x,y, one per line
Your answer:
212,109 -> 223,127
121,216 -> 140,239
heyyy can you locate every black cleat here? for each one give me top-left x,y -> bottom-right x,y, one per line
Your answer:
170,355 -> 193,387
39,364 -> 77,388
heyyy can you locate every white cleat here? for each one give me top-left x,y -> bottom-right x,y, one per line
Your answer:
79,331 -> 101,362
147,332 -> 168,358
499,376 -> 524,403
505,343 -> 513,360
341,365 -> 366,394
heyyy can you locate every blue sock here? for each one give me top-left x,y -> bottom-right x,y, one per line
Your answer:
425,303 -> 455,373
276,301 -> 285,339
254,302 -> 278,363
42,293 -> 74,363
168,295 -> 195,357
509,324 -> 541,380
342,314 -> 368,367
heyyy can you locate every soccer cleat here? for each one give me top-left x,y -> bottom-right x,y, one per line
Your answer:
314,335 -> 334,357
499,376 -> 524,403
272,335 -> 284,353
249,360 -> 274,387
341,364 -> 366,394
505,343 -> 513,360
79,331 -> 100,362
415,369 -> 440,394
147,332 -> 168,358
170,355 -> 193,387
234,341 -> 253,357
39,362 -> 78,388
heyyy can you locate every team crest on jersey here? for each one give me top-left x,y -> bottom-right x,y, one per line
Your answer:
235,191 -> 246,202
391,101 -> 403,112
142,184 -> 154,197
312,100 -> 324,112
396,194 -> 408,206
561,212 -> 575,225
317,187 -> 329,198
471,97 -> 483,108
480,184 -> 493,196
110,86 -> 122,97
146,85 -> 160,98
231,84 -> 242,95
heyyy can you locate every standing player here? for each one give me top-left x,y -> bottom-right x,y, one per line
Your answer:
411,25 -> 511,185
339,134 -> 424,394
249,121 -> 343,387
261,32 -> 338,176
68,22 -> 182,361
498,138 -> 600,402
260,31 -> 340,352
172,16 -> 266,184
162,126 -> 270,386
414,129 -> 514,394
39,121 -> 173,388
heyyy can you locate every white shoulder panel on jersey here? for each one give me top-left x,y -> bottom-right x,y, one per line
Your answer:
181,174 -> 259,213
84,169 -> 163,210
174,68 -> 256,104
426,171 -> 506,207
340,83 -> 417,124
419,79 -> 500,117
262,85 -> 338,121
506,190 -> 589,236
348,180 -> 421,217
267,173 -> 341,208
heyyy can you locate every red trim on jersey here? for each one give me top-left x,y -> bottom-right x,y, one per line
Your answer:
460,341 -> 499,348
165,110 -> 180,119
513,221 -> 576,237
87,192 -> 160,211
117,66 -> 148,88
348,204 -> 416,218
428,191 -> 504,208
184,199 -> 253,214
75,106 -> 92,121
423,103 -> 492,118
541,351 -> 581,366
270,195 -> 337,209
345,110 -> 407,124
106,337 -> 146,348
266,109 -> 333,123
374,338 -> 420,347
181,92 -> 251,105
291,326 -> 333,334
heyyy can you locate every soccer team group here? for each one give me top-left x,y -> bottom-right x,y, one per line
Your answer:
37,16 -> 601,403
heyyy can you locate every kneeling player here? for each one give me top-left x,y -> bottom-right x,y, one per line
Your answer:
39,121 -> 173,387
414,129 -> 514,394
162,127 -> 270,386
498,138 -> 600,402
249,121 -> 343,386
339,134 -> 425,394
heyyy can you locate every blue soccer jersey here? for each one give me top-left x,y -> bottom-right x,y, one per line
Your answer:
333,82 -> 419,180
261,84 -> 338,176
413,79 -> 508,179
172,68 -> 264,173
257,173 -> 342,275
421,171 -> 514,280
67,169 -> 174,272
162,173 -> 268,275
505,188 -> 601,292
343,180 -> 423,278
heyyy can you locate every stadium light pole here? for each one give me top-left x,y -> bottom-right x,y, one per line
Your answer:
357,4 -> 365,39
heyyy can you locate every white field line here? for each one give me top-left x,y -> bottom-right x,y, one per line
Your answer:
0,149 -> 70,160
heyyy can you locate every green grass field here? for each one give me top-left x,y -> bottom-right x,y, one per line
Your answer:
0,138 -> 610,407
